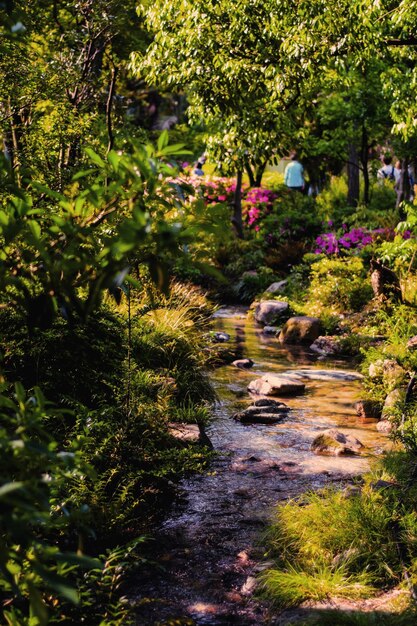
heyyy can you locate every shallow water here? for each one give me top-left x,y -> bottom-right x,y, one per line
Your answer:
131,307 -> 390,625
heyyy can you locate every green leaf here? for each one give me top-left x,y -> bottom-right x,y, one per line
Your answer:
54,552 -> 103,570
28,220 -> 41,240
32,564 -> 79,604
84,147 -> 106,168
107,150 -> 121,171
0,482 -> 24,498
27,580 -> 49,626
157,129 -> 169,152
158,144 -> 193,156
72,169 -> 98,181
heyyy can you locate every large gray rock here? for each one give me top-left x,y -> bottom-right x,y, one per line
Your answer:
311,429 -> 364,456
254,300 -> 289,325
279,316 -> 322,345
264,280 -> 288,294
310,336 -> 342,356
248,374 -> 305,396
382,388 -> 405,419
168,423 -> 200,443
169,423 -> 213,448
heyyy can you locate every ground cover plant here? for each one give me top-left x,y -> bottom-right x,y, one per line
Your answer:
0,139 -> 220,624
261,451 -> 417,612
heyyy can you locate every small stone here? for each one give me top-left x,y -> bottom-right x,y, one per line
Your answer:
407,335 -> 417,350
262,325 -> 280,335
213,331 -> 230,343
232,358 -> 254,369
355,400 -> 382,421
310,336 -> 341,356
240,576 -> 257,596
376,420 -> 393,434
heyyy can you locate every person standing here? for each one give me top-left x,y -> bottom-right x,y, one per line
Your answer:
284,151 -> 304,192
377,155 -> 395,182
193,154 -> 206,176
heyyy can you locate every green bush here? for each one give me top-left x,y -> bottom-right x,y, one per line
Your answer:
260,190 -> 321,247
306,256 -> 373,314
0,306 -> 126,414
316,176 -> 398,230
231,266 -> 278,303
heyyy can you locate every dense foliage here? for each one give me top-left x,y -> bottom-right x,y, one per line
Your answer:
4,0 -> 417,623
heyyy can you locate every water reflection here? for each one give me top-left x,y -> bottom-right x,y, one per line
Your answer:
210,310 -> 390,476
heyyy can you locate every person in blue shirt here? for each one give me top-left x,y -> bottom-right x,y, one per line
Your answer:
284,151 -> 305,192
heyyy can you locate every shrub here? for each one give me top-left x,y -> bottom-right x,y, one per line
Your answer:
0,306 -> 126,415
306,256 -> 373,314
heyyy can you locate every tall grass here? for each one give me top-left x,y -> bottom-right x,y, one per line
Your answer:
261,473 -> 417,609
261,564 -> 374,607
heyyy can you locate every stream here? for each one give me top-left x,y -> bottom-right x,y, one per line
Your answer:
131,307 -> 390,626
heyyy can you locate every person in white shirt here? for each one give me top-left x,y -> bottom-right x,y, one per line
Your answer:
284,151 -> 305,192
377,155 -> 395,182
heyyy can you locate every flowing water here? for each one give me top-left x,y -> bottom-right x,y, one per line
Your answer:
131,307 -> 390,626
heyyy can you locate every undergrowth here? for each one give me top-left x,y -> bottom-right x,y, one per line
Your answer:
261,451 -> 417,610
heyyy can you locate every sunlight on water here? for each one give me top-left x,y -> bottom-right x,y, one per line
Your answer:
209,308 -> 390,476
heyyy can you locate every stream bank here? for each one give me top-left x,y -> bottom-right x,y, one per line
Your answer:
130,307 -> 390,625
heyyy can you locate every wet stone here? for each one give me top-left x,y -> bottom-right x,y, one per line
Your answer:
253,398 -> 288,408
233,402 -> 290,424
262,325 -> 280,335
254,300 -> 289,325
213,332 -> 231,343
311,429 -> 364,456
232,358 -> 254,369
355,399 -> 382,421
248,374 -> 305,396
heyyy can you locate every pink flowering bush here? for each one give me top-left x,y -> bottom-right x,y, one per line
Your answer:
314,225 -> 411,255
181,175 -> 278,229
242,187 -> 278,229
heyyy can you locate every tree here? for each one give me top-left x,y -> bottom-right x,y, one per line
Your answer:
136,0 -> 338,233
0,0 -> 148,187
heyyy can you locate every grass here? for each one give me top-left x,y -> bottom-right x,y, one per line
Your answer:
261,564 -> 375,608
290,607 -> 417,626
261,477 -> 417,611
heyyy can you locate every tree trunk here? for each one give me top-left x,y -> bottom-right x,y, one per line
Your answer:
255,161 -> 267,187
106,66 -> 118,154
360,124 -> 370,205
396,156 -> 411,219
244,159 -> 256,187
347,142 -> 360,207
232,169 -> 244,238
